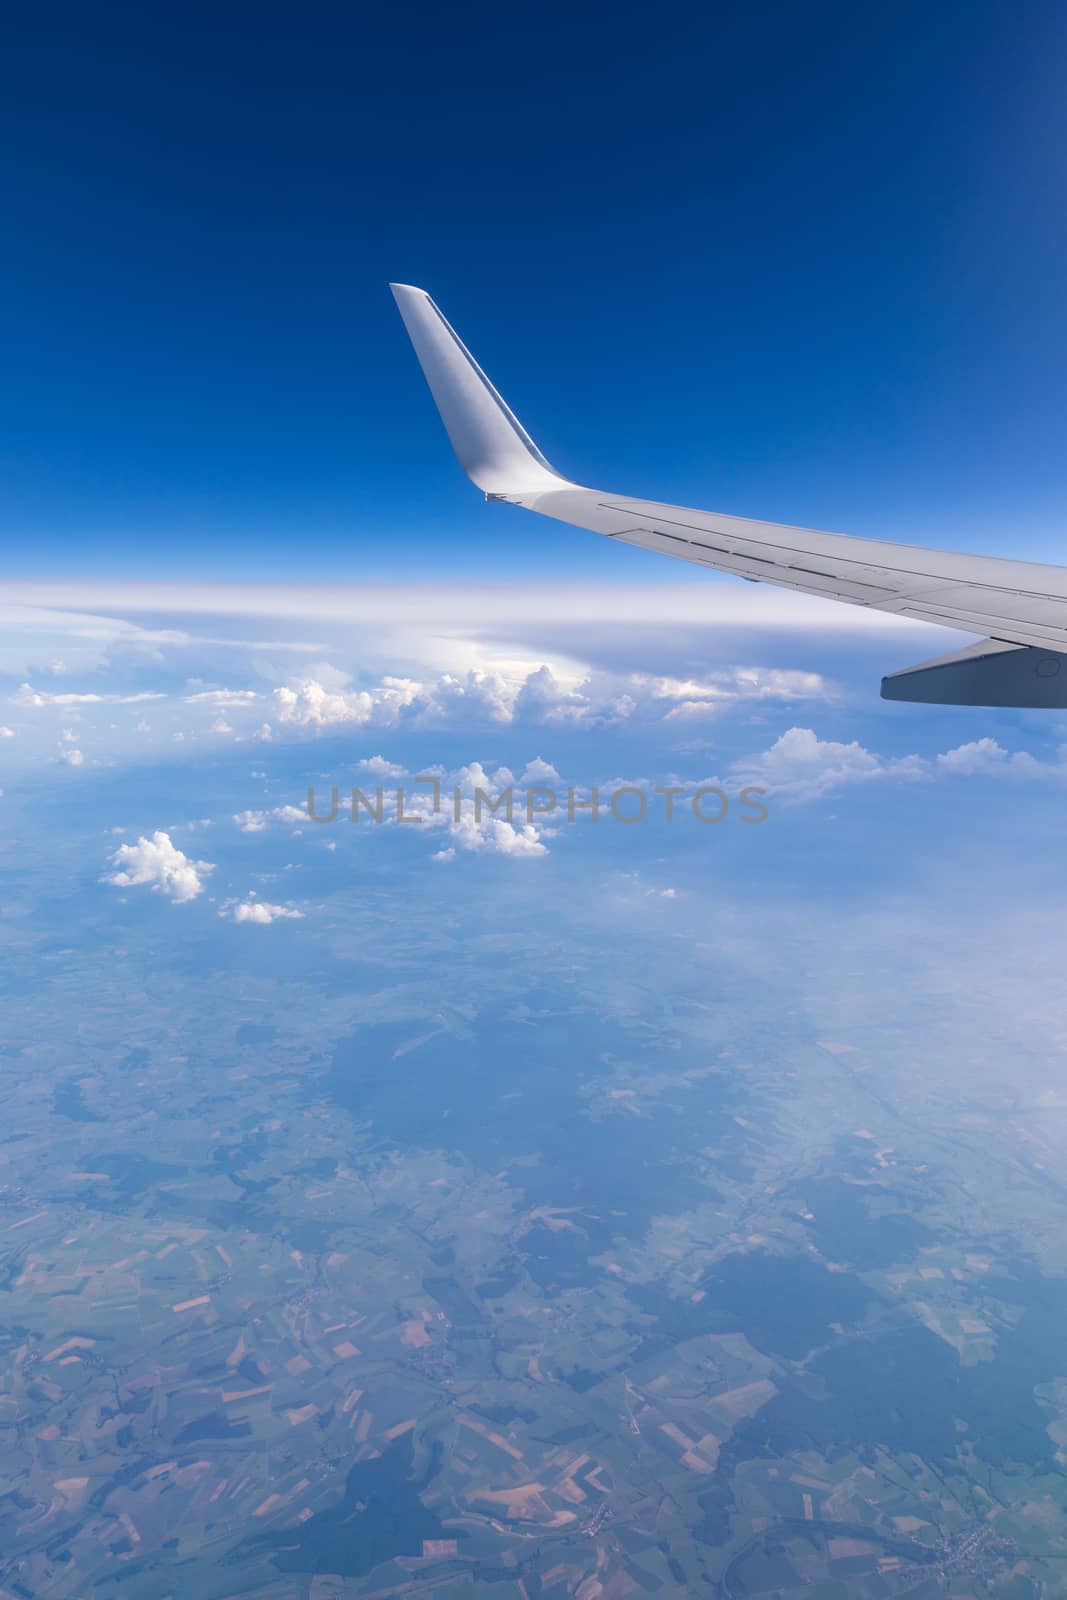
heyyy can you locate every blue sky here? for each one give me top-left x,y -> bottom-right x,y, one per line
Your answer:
2,0 -> 1064,578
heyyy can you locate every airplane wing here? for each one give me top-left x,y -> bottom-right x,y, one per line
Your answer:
391,282 -> 1067,707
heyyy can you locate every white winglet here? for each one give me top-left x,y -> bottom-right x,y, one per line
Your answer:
390,284 -> 570,496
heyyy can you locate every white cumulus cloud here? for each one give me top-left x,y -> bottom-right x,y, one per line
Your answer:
105,831 -> 213,903
520,756 -> 561,784
935,738 -> 1049,778
732,727 -> 926,801
231,900 -> 304,924
449,815 -> 548,858
359,755 -> 406,777
274,678 -> 376,727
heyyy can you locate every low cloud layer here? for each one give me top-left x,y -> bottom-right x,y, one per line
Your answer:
269,659 -> 834,735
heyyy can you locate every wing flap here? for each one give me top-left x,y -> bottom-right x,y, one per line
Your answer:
882,640 -> 1067,707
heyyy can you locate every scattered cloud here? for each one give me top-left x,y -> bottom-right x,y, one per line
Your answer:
184,688 -> 260,706
275,677 -> 376,727
233,804 -> 306,832
231,900 -> 305,925
0,726 -> 12,738
727,727 -> 1067,802
14,683 -> 165,707
935,738 -> 1049,779
60,748 -> 85,767
306,757 -> 555,857
449,815 -> 548,857
731,727 -> 926,801
512,665 -> 591,724
104,831 -> 213,903
520,756 -> 561,784
643,666 -> 832,720
358,755 -> 406,777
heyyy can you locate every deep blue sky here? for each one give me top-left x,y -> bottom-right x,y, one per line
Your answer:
2,0 -> 1064,578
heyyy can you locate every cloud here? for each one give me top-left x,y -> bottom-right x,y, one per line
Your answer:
270,663 -> 594,733
13,683 -> 165,707
105,831 -> 213,903
60,748 -> 85,767
450,760 -> 513,794
512,665 -> 591,724
335,757 -> 554,857
275,678 -> 376,727
1,599 -> 849,776
935,738 -> 1049,779
268,657 -> 838,738
184,688 -> 260,706
0,726 -> 12,738
359,755 -> 406,777
520,756 -> 561,784
233,804 -> 306,832
425,671 -> 526,724
730,729 -> 1067,801
0,577 -> 936,634
449,815 -> 548,857
234,810 -> 268,832
272,666 -> 560,731
0,603 -> 322,674
231,900 -> 304,924
732,727 -> 926,801
644,666 -> 832,719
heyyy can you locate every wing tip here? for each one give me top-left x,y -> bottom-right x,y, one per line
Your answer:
390,281 -> 568,496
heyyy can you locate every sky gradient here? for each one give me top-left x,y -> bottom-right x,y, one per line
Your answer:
2,1 -> 1065,579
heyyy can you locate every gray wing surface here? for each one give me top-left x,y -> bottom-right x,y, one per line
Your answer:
391,282 -> 1067,706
